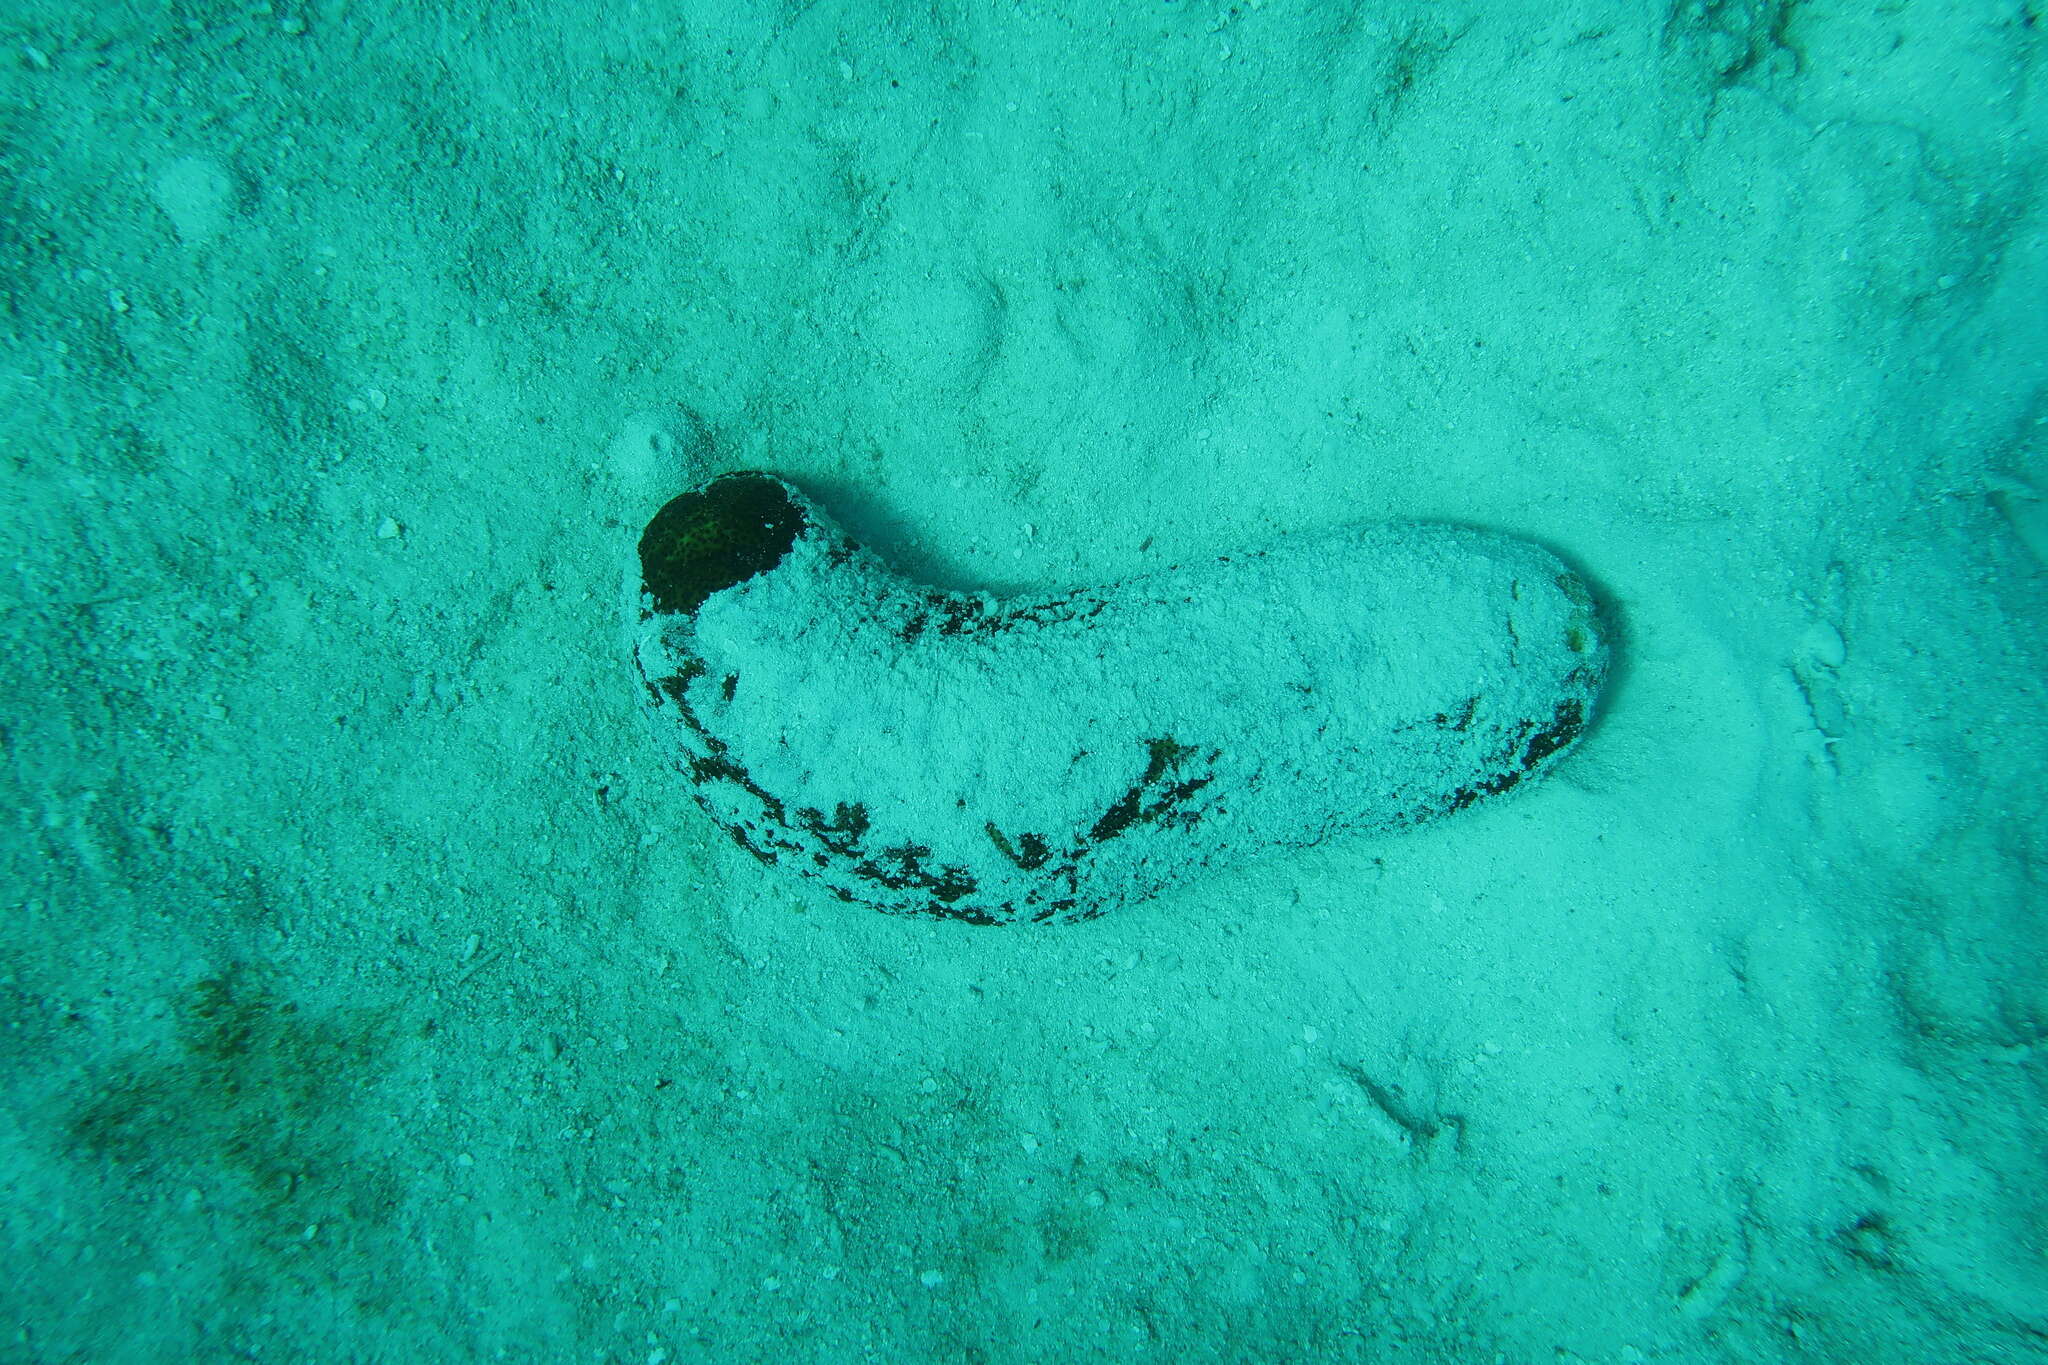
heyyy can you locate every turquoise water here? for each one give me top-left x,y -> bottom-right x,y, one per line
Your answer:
3,3 -> 2043,1362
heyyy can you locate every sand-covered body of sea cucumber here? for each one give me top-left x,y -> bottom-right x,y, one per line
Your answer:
632,471 -> 1607,924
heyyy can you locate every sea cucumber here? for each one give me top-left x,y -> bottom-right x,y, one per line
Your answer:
633,471 -> 1606,924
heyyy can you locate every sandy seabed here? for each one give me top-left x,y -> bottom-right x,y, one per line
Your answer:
2,3 -> 2044,1362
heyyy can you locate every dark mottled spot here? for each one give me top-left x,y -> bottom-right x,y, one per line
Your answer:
1432,697 -> 1478,732
1142,737 -> 1198,784
723,821 -> 776,863
1522,699 -> 1584,769
796,802 -> 870,856
929,590 -> 987,636
688,753 -> 786,824
986,822 -> 1052,869
1441,699 -> 1587,813
1090,789 -> 1144,843
638,472 -> 804,615
1090,737 -> 1215,842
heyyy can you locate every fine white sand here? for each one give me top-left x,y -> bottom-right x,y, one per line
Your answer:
2,4 -> 2043,1362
